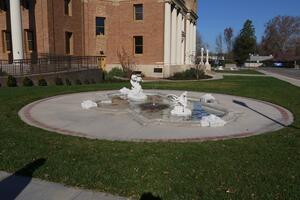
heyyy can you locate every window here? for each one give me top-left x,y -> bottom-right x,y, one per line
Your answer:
134,36 -> 143,54
2,31 -> 12,52
0,0 -> 7,12
22,0 -> 29,10
26,30 -> 34,51
65,32 -> 73,55
134,4 -> 143,20
64,0 -> 72,16
96,17 -> 105,35
154,68 -> 163,73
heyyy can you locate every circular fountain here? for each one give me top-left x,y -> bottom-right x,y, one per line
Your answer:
19,74 -> 294,142
95,75 -> 226,127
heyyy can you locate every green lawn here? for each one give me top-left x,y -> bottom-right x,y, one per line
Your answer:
214,69 -> 264,75
0,76 -> 299,200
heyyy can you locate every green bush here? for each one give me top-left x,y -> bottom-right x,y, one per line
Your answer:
91,79 -> 96,84
105,68 -> 125,81
170,68 -> 207,80
22,77 -> 34,87
84,79 -> 90,85
65,78 -> 72,86
7,75 -> 17,87
38,79 -> 47,86
75,79 -> 82,85
55,77 -> 64,86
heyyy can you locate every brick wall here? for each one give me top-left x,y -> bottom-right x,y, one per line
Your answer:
0,0 -> 197,76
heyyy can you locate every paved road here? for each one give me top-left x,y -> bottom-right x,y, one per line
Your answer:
260,67 -> 300,80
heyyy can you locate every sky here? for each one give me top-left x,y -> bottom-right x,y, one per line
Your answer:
197,0 -> 300,51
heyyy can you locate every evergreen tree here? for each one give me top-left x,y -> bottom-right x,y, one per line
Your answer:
233,20 -> 257,65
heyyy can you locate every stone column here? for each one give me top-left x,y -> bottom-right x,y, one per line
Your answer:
189,21 -> 193,64
193,23 -> 197,61
205,49 -> 211,71
9,0 -> 24,60
191,23 -> 195,64
185,19 -> 190,64
181,14 -> 185,65
200,48 -> 204,65
164,2 -> 171,66
205,49 -> 209,64
170,6 -> 177,65
176,11 -> 182,65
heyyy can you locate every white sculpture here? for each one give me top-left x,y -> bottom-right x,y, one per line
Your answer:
216,66 -> 224,71
168,91 -> 192,117
120,74 -> 147,101
200,94 -> 216,104
205,49 -> 211,71
81,100 -> 97,109
201,114 -> 226,127
200,48 -> 204,66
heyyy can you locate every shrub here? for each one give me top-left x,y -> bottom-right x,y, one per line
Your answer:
75,79 -> 82,85
84,79 -> 90,85
22,77 -> 34,87
170,68 -> 207,80
7,75 -> 17,87
55,77 -> 64,86
91,79 -> 96,84
38,79 -> 47,86
65,78 -> 72,86
105,68 -> 125,81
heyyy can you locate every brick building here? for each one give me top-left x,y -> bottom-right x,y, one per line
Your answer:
0,0 -> 197,77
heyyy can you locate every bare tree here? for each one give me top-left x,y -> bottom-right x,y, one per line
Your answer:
224,27 -> 234,53
215,33 -> 223,56
196,32 -> 203,54
260,15 -> 300,60
117,47 -> 136,78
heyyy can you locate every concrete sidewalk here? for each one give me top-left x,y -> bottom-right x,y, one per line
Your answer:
259,69 -> 300,87
0,171 -> 126,200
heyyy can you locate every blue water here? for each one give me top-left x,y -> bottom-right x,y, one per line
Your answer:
191,102 -> 209,120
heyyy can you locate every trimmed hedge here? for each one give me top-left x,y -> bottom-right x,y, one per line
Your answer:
38,79 -> 47,86
170,68 -> 208,80
7,75 -> 17,87
75,79 -> 82,85
23,77 -> 34,87
65,79 -> 72,86
55,77 -> 64,86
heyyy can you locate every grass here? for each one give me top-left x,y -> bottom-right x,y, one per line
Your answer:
214,69 -> 264,75
0,76 -> 300,199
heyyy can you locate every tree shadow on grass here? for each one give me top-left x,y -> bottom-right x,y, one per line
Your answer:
233,100 -> 299,129
140,192 -> 162,200
0,158 -> 46,200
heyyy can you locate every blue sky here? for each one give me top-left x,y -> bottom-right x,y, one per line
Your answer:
197,0 -> 300,51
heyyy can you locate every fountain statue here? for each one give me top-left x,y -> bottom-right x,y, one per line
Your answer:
200,94 -> 216,104
81,100 -> 97,109
120,74 -> 147,101
167,91 -> 192,117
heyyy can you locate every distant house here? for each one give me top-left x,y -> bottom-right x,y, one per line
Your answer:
245,54 -> 274,68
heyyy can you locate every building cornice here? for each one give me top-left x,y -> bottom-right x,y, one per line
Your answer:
164,0 -> 198,20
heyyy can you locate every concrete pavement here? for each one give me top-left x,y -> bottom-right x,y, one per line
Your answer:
0,171 -> 126,200
259,69 -> 300,87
